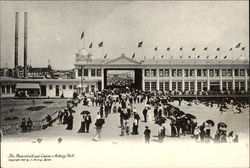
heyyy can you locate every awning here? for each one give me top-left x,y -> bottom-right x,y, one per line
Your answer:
16,83 -> 40,89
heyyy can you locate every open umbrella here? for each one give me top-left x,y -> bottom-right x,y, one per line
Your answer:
184,113 -> 196,119
155,117 -> 166,125
217,122 -> 227,128
177,110 -> 185,116
95,118 -> 105,127
80,110 -> 91,115
206,120 -> 215,127
166,116 -> 176,122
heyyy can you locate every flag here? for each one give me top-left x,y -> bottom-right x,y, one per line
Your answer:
167,47 -> 170,51
89,42 -> 93,48
161,55 -> 164,59
197,55 -> 200,58
188,55 -> 191,58
171,55 -> 173,59
229,48 -> 232,51
215,55 -> 218,59
132,53 -> 135,59
216,48 -> 220,51
224,55 -> 227,59
80,31 -> 84,39
98,42 -> 103,47
192,48 -> 195,51
206,55 -> 209,59
204,47 -> 208,51
153,56 -> 155,60
179,47 -> 183,51
104,53 -> 107,59
242,47 -> 245,51
154,47 -> 157,51
235,43 -> 241,48
138,41 -> 143,48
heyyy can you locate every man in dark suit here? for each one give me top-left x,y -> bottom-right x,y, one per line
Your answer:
84,114 -> 92,133
144,126 -> 151,144
142,107 -> 148,122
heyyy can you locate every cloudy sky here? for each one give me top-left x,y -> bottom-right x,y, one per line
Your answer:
0,1 -> 248,69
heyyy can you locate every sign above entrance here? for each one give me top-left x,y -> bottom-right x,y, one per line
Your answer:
106,54 -> 141,65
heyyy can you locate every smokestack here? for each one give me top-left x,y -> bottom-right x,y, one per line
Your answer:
24,12 -> 28,77
14,12 -> 19,76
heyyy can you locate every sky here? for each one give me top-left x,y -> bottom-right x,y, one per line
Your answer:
0,1 -> 249,69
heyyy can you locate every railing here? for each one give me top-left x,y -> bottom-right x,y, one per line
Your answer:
1,110 -> 59,135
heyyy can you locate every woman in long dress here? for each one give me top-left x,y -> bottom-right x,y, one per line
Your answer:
66,113 -> 74,130
77,115 -> 86,133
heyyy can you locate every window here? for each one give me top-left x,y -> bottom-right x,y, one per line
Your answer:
11,85 -> 15,93
248,69 -> 250,76
197,69 -> 201,76
84,69 -> 88,76
1,85 -> 5,93
159,82 -> 164,91
222,82 -> 227,91
159,69 -> 164,77
151,82 -> 157,90
197,82 -> 202,91
203,69 -> 207,77
78,68 -> 82,76
240,82 -> 245,91
185,69 -> 189,77
209,69 -> 214,77
177,82 -> 182,91
69,85 -> 73,89
165,69 -> 169,76
62,85 -> 66,89
215,69 -> 220,77
234,69 -> 239,76
240,69 -> 245,76
185,82 -> 189,91
235,82 -> 239,91
190,82 -> 195,90
91,85 -> 95,92
177,69 -> 182,76
172,69 -> 177,77
49,85 -> 53,90
6,85 -> 10,93
203,82 -> 207,91
145,69 -> 150,77
165,82 -> 169,91
228,82 -> 232,91
145,82 -> 150,90
228,69 -> 232,76
91,69 -> 96,76
172,82 -> 176,91
97,69 -> 101,76
151,69 -> 156,77
74,85 -> 77,89
190,69 -> 194,77
85,85 -> 89,93
222,69 -> 226,76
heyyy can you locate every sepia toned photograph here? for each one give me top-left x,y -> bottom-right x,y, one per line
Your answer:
0,1 -> 249,168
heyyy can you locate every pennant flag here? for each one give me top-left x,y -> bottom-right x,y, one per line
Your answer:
104,53 -> 107,59
167,47 -> 170,51
192,48 -> 195,51
132,53 -> 135,59
80,31 -> 84,39
224,55 -> 227,59
138,41 -> 143,48
197,55 -> 200,58
215,55 -> 218,59
216,48 -> 220,51
206,55 -> 209,59
154,47 -> 157,51
89,42 -> 93,48
161,55 -> 164,59
204,47 -> 208,51
179,47 -> 183,51
229,48 -> 232,51
153,56 -> 155,60
242,47 -> 245,51
188,55 -> 191,58
235,43 -> 241,48
98,42 -> 103,47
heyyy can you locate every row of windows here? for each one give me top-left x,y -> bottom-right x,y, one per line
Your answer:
144,81 -> 247,91
78,69 -> 101,77
144,69 -> 248,77
1,85 -> 15,94
49,85 -> 77,90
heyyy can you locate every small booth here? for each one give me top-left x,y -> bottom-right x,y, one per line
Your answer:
15,83 -> 40,97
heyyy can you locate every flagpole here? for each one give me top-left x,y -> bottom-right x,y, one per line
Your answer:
102,46 -> 104,59
142,46 -> 144,60
231,49 -> 234,63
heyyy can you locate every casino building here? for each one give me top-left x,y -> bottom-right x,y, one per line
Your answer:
74,48 -> 249,94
